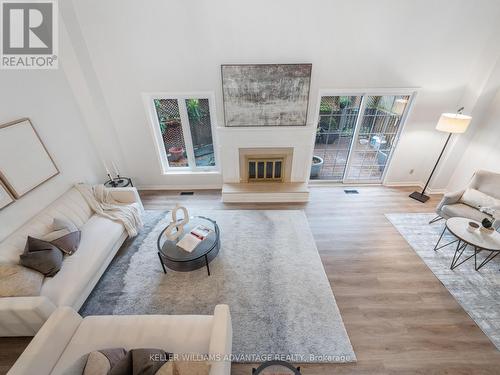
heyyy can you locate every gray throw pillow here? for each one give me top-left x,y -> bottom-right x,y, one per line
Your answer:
20,237 -> 64,277
83,348 -> 170,375
42,218 -> 81,255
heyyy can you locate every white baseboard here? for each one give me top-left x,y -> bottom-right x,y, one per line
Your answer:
383,180 -> 423,187
137,184 -> 223,191
384,181 -> 446,195
308,180 -> 344,186
137,182 -> 447,194
309,180 -> 425,188
424,187 -> 447,194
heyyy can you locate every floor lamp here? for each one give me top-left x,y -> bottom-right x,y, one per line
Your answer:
409,108 -> 472,203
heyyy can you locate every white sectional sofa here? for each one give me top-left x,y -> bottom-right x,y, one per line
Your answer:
0,186 -> 143,336
8,305 -> 232,375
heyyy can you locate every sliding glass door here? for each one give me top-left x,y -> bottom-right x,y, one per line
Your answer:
313,96 -> 362,181
311,93 -> 412,183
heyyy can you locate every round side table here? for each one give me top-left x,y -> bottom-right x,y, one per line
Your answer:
434,217 -> 500,270
104,177 -> 133,188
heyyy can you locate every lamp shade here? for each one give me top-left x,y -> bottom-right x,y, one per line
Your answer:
435,113 -> 472,133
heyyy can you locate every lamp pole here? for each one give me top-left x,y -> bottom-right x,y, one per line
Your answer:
409,132 -> 452,203
409,107 -> 470,204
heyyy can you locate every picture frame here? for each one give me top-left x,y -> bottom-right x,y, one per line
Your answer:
221,63 -> 312,127
0,118 -> 59,199
0,179 -> 14,210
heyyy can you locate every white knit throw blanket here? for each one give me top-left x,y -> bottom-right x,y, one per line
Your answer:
75,184 -> 143,237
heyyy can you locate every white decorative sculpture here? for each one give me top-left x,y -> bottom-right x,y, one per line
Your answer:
164,204 -> 190,241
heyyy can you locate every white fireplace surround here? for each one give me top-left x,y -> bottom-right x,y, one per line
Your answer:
217,127 -> 312,202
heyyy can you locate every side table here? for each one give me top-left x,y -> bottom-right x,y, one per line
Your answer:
104,177 -> 133,188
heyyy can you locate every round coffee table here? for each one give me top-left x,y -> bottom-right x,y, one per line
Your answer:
434,217 -> 500,270
157,216 -> 220,276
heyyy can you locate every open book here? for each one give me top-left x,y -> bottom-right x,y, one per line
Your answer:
177,225 -> 212,252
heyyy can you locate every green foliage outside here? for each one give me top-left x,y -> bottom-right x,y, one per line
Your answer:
154,99 -> 182,134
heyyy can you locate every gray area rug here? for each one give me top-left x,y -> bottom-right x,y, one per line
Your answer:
386,213 -> 500,350
81,210 -> 356,363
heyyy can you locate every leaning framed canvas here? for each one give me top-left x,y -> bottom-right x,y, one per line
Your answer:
0,118 -> 59,199
221,64 -> 312,127
0,179 -> 14,210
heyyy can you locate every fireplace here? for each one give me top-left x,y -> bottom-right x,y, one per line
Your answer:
219,127 -> 310,203
239,147 -> 293,183
248,158 -> 283,182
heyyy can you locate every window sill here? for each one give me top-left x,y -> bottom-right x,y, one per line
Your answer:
161,170 -> 221,176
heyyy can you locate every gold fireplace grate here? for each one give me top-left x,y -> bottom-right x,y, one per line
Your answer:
248,158 -> 283,182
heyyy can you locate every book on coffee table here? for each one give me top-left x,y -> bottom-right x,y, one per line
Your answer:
177,225 -> 212,252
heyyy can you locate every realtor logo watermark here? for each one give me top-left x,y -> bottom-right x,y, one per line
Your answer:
1,0 -> 58,69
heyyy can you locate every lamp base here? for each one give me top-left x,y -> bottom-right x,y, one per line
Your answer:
409,191 -> 430,203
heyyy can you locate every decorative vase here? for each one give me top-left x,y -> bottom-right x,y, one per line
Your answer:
482,218 -> 493,228
480,226 -> 494,235
467,222 -> 479,233
164,204 -> 189,241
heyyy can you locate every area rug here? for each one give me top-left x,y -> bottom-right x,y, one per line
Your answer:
386,213 -> 500,350
81,210 -> 356,363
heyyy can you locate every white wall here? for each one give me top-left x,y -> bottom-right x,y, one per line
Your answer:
0,67 -> 103,241
446,56 -> 500,191
423,30 -> 500,192
59,0 -> 500,189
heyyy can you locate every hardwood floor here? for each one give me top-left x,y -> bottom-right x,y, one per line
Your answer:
2,185 -> 500,374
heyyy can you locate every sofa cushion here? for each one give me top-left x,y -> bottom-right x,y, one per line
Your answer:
20,237 -> 64,277
51,314 -> 213,375
40,215 -> 125,307
0,263 -> 44,297
0,188 -> 93,264
460,188 -> 500,210
470,170 -> 500,200
441,203 -> 492,222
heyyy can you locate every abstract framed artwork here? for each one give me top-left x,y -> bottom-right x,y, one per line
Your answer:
221,64 -> 312,127
0,118 -> 59,199
0,179 -> 14,210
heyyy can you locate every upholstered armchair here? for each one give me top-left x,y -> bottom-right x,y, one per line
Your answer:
433,170 -> 500,229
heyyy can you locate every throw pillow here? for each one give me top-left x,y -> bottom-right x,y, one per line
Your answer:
0,263 -> 44,297
42,218 -> 81,255
83,348 -> 127,375
156,362 -> 174,375
110,348 -> 170,375
19,237 -> 64,277
169,361 -> 211,375
460,188 -> 500,210
83,348 -> 171,375
83,351 -> 111,375
121,358 -> 211,375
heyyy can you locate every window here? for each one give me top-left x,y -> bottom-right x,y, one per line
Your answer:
146,93 -> 218,172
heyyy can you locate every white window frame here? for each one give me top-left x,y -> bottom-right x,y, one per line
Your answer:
143,92 -> 220,174
312,88 -> 418,184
